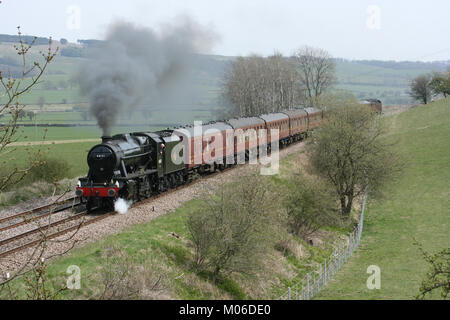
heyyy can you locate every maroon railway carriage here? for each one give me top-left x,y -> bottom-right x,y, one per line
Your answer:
177,121 -> 233,172
303,107 -> 324,130
259,113 -> 290,146
226,116 -> 266,161
281,109 -> 308,142
360,99 -> 382,113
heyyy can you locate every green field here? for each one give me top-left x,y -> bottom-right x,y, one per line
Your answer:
316,97 -> 450,299
3,142 -> 96,178
11,125 -> 168,142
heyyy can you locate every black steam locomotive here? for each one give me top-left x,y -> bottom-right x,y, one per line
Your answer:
76,131 -> 186,211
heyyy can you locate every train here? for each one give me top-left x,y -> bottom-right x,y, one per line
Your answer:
360,99 -> 382,114
76,101 -> 381,211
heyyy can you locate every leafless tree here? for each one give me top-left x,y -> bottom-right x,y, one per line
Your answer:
0,28 -> 87,300
292,46 -> 336,107
0,191 -> 85,299
222,53 -> 304,117
0,27 -> 57,192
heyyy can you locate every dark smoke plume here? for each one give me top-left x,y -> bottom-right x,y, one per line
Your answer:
79,18 -> 217,136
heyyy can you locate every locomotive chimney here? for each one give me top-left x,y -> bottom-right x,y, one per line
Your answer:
101,135 -> 112,143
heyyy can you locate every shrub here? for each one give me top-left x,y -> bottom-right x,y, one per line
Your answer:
186,175 -> 282,282
284,173 -> 340,239
97,243 -> 166,300
28,157 -> 70,184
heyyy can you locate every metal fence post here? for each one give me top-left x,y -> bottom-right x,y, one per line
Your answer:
302,278 -> 305,300
306,273 -> 310,300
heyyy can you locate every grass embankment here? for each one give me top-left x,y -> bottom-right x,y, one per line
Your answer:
316,97 -> 450,299
3,150 -> 353,300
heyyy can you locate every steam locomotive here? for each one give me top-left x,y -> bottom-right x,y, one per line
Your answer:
76,101 -> 381,211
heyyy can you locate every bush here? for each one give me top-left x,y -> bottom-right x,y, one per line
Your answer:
186,175 -> 282,282
96,243 -> 166,300
28,157 -> 70,184
284,173 -> 339,239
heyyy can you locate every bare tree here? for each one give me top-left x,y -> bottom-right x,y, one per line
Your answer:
0,27 -> 57,192
292,46 -> 336,107
409,74 -> 432,104
0,192 -> 85,300
0,28 -> 85,300
308,96 -> 403,216
221,53 -> 304,117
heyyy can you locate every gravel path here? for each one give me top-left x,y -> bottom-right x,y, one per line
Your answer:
0,142 -> 306,277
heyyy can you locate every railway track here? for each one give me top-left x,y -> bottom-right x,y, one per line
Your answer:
0,140 -> 301,259
0,212 -> 113,258
0,164 -> 236,259
0,197 -> 80,232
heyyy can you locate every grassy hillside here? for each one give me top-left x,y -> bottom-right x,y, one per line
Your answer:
316,97 -> 450,299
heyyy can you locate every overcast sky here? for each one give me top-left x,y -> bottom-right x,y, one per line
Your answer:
1,0 -> 449,61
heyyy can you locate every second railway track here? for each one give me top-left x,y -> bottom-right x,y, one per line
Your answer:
0,197 -> 80,233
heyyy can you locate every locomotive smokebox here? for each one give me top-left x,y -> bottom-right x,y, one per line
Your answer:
101,136 -> 112,143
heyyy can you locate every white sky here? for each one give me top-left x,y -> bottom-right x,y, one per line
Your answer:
1,0 -> 449,61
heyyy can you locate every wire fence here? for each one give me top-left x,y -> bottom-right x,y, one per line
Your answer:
278,190 -> 368,300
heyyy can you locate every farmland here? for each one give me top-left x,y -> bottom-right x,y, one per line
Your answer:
2,42 -> 448,115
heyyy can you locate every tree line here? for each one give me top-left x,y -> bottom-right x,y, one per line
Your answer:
0,33 -> 50,45
221,46 -> 336,117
